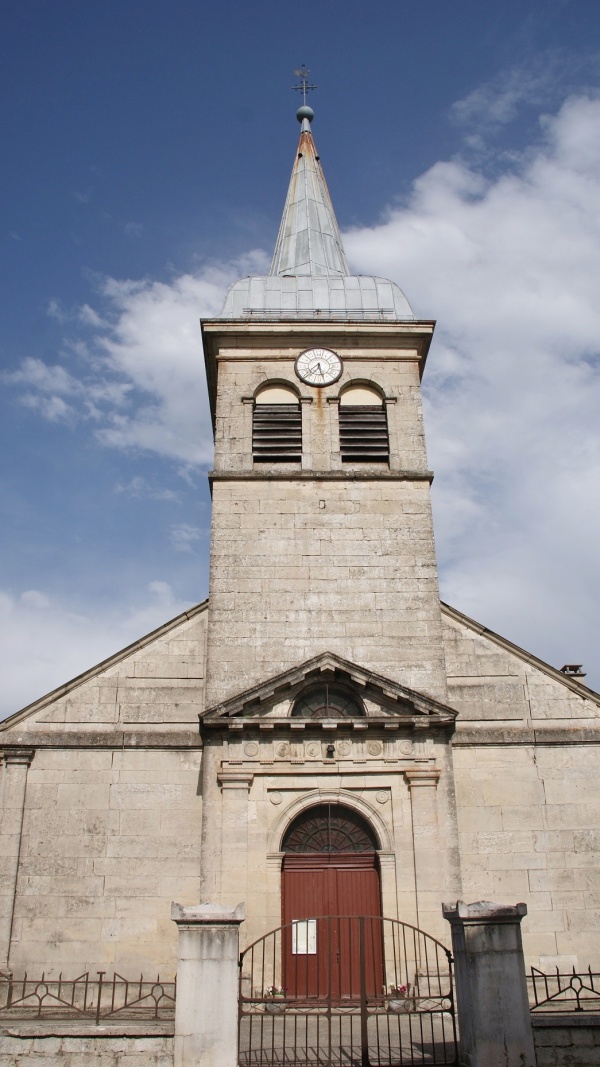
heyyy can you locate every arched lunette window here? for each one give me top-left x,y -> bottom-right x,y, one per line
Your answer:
282,803 -> 379,853
291,683 -> 365,719
252,383 -> 301,462
339,384 -> 389,463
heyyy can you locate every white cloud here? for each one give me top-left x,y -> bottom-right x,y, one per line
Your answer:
114,475 -> 179,501
0,582 -> 194,720
4,252 -> 269,467
169,523 -> 204,553
452,65 -> 552,129
450,53 -> 600,144
345,93 -> 600,685
123,221 -> 144,238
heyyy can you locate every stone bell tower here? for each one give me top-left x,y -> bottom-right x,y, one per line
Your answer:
201,104 -> 447,710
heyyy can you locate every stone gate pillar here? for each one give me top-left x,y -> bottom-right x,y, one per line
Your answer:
172,901 -> 245,1067
0,748 -> 34,968
443,900 -> 536,1067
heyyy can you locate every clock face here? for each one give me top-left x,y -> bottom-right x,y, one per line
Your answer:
295,347 -> 343,387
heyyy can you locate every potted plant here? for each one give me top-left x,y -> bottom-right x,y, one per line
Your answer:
264,985 -> 287,1014
387,983 -> 414,1013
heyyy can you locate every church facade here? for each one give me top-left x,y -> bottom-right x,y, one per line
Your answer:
1,105 -> 599,983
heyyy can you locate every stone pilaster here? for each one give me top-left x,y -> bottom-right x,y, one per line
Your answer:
218,771 -> 254,908
384,397 -> 400,470
0,749 -> 34,968
405,767 -> 443,939
199,743 -> 223,902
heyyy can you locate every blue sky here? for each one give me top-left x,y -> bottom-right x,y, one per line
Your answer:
2,0 -> 600,714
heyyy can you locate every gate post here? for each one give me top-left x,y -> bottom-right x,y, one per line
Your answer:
171,901 -> 245,1067
443,900 -> 536,1067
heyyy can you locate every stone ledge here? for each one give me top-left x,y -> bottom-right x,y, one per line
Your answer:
0,731 -> 202,749
531,1013 -> 600,1028
453,724 -> 600,745
0,1022 -> 174,1038
209,469 -> 434,482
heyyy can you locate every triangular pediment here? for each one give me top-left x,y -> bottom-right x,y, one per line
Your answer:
201,651 -> 457,726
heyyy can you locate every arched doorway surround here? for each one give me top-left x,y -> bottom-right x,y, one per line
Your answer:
281,803 -> 383,997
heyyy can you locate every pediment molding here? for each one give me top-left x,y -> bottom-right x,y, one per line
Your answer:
201,651 -> 457,730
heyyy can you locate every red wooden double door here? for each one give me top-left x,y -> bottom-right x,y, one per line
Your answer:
282,852 -> 383,1000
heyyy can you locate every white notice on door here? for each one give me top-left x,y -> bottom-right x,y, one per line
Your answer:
292,919 -> 317,955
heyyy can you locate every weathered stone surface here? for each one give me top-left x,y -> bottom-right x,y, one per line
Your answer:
0,1031 -> 173,1066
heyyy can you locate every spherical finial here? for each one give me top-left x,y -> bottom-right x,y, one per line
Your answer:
296,105 -> 314,123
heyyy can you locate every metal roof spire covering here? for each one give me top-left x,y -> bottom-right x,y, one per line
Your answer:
269,109 -> 350,278
219,100 -> 415,321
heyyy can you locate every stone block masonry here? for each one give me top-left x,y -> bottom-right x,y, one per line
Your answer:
207,476 -> 448,705
0,1030 -> 173,1067
532,1015 -> 600,1066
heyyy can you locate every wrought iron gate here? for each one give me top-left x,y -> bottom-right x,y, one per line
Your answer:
238,916 -> 457,1066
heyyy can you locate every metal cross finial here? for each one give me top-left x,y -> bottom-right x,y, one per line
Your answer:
292,65 -> 317,105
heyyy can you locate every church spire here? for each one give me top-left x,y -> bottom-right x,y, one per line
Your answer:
269,105 -> 350,278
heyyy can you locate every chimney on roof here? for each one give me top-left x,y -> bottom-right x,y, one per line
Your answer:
560,664 -> 586,678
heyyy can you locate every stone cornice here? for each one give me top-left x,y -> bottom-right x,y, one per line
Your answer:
0,730 -> 202,750
201,319 -> 435,341
453,722 -> 600,746
1,748 -> 35,766
209,470 -> 433,484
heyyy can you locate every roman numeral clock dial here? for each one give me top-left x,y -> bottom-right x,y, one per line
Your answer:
295,347 -> 343,386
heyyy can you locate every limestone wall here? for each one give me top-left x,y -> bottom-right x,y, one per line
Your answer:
211,341 -> 430,476
0,605 -> 207,976
453,742 -> 600,970
207,477 -> 447,706
0,1030 -> 173,1067
532,1016 -> 600,1066
7,746 -> 200,975
444,604 -> 600,970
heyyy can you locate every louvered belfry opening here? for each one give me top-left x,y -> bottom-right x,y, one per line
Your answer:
252,384 -> 302,462
339,384 -> 389,463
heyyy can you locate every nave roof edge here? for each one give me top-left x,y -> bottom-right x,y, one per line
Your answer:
0,600 -> 208,732
440,601 -> 600,706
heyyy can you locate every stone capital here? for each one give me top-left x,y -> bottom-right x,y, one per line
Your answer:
171,901 -> 245,926
443,900 -> 528,926
404,766 -> 440,790
376,850 -> 397,869
218,770 -> 254,789
1,748 -> 35,767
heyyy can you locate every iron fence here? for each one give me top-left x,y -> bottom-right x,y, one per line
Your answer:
0,971 -> 176,1023
239,916 -> 457,1066
529,967 -> 600,1013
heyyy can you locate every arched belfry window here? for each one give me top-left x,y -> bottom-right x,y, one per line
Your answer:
339,384 -> 389,463
291,683 -> 365,719
282,804 -> 379,853
253,383 -> 301,462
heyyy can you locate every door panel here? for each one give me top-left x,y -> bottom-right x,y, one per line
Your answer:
282,853 -> 382,999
